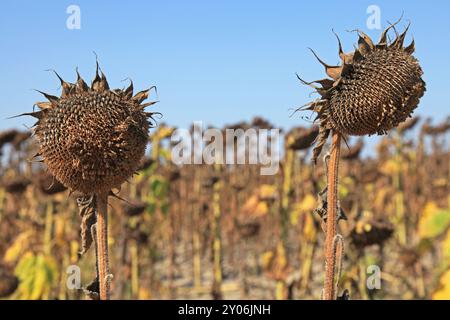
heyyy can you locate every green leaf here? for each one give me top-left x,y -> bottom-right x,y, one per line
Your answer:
161,202 -> 169,216
146,202 -> 156,216
419,202 -> 450,239
151,177 -> 169,198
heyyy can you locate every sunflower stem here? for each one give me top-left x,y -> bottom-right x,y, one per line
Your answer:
96,192 -> 111,300
323,131 -> 341,300
211,163 -> 223,300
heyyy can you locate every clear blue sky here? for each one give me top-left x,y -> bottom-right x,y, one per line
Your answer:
1,0 -> 449,134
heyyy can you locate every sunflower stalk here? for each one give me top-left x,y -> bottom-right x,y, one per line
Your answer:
281,149 -> 294,246
394,133 -> 407,245
323,131 -> 341,300
276,148 -> 294,299
0,188 -> 6,226
192,173 -> 202,289
130,239 -> 139,299
96,192 -> 111,300
43,201 -> 54,255
211,163 -> 223,300
299,225 -> 318,294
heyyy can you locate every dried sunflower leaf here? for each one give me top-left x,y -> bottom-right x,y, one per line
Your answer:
77,195 -> 97,256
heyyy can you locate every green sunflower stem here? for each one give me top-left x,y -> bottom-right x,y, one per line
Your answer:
96,192 -> 111,300
323,131 -> 341,300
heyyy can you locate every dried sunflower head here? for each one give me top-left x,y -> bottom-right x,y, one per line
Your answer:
350,218 -> 394,249
285,125 -> 319,151
122,202 -> 147,217
397,116 -> 420,134
34,171 -> 67,195
3,177 -> 30,194
0,266 -> 18,298
341,139 -> 364,160
421,117 -> 450,136
0,130 -> 19,148
26,63 -> 159,195
299,21 -> 425,163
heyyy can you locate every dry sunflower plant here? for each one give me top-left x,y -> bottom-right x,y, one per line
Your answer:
20,62 -> 159,300
299,18 -> 425,300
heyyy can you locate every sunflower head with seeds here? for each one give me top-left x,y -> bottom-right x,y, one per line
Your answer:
299,19 -> 425,163
26,62 -> 159,195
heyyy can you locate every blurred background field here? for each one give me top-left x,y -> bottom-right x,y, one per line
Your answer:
0,115 -> 449,300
